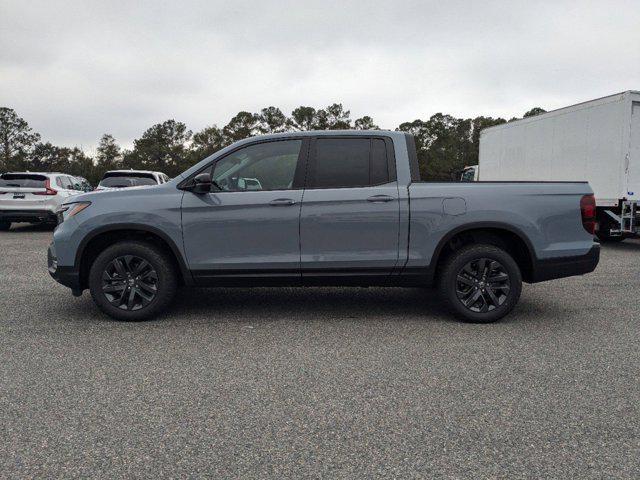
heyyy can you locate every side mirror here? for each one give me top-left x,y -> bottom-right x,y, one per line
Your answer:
192,172 -> 212,194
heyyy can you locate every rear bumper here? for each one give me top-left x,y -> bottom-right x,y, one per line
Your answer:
0,209 -> 57,223
530,244 -> 600,283
48,243 -> 81,292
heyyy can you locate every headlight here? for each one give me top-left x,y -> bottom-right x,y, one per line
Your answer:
56,201 -> 91,223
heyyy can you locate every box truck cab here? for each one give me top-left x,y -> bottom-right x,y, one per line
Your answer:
460,165 -> 478,182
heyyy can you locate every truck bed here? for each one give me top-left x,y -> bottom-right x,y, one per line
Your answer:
405,181 -> 595,271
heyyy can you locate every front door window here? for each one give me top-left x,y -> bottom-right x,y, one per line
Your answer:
211,140 -> 302,192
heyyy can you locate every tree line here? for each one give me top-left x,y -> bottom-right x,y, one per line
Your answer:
0,104 -> 546,185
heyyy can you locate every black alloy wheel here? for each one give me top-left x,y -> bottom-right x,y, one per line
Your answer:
439,244 -> 522,323
455,258 -> 510,313
102,255 -> 158,311
89,241 -> 177,321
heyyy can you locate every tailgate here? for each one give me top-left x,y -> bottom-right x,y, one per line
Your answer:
0,174 -> 51,209
0,187 -> 50,209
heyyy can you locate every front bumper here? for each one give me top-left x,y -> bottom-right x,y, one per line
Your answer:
1,209 -> 57,223
48,243 -> 81,293
530,244 -> 600,283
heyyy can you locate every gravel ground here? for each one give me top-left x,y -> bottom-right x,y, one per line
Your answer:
1,224 -> 639,478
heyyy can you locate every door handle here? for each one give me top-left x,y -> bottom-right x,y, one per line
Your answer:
269,198 -> 297,206
366,195 -> 395,203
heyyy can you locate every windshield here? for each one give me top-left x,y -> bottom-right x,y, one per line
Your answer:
99,174 -> 157,188
0,174 -> 47,188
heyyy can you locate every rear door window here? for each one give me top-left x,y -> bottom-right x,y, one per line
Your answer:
309,138 -> 392,189
370,138 -> 390,185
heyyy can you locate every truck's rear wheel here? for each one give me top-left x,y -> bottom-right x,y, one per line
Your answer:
439,244 -> 522,323
0,221 -> 11,231
88,241 -> 177,321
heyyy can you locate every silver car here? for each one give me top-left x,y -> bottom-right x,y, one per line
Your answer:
0,172 -> 82,230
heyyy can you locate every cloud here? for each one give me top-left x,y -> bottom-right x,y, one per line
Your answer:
1,0 -> 639,151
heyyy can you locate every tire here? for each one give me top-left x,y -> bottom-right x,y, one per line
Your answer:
438,244 -> 522,323
0,222 -> 11,231
88,241 -> 177,321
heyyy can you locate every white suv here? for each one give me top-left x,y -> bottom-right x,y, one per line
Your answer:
95,170 -> 169,191
0,172 -> 83,230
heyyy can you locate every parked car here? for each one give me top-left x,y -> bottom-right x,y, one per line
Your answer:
73,176 -> 93,192
0,172 -> 83,230
95,170 -> 169,191
48,131 -> 599,323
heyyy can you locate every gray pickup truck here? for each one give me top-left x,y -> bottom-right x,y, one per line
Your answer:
48,130 -> 599,323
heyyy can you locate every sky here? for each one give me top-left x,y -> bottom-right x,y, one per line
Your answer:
1,0 -> 639,152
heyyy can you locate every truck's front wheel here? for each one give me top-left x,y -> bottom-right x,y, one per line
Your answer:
439,244 -> 522,323
88,241 -> 177,321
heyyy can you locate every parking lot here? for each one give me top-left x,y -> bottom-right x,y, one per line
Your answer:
1,224 -> 639,478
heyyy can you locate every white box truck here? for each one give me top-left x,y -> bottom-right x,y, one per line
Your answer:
479,91 -> 640,241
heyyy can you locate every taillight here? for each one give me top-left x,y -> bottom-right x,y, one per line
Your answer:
33,179 -> 58,196
580,194 -> 596,235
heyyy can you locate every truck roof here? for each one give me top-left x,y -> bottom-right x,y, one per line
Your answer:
246,129 -> 399,140
219,129 -> 406,147
481,90 -> 640,135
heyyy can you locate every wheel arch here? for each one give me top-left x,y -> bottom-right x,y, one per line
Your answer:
431,222 -> 537,283
76,224 -> 192,289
